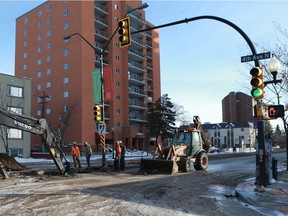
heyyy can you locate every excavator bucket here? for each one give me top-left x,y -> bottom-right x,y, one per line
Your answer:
139,159 -> 179,175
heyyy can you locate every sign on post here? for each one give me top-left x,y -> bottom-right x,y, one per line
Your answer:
241,52 -> 271,63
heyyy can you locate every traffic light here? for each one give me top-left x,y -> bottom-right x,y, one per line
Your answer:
250,67 -> 264,101
93,105 -> 102,122
118,17 -> 131,48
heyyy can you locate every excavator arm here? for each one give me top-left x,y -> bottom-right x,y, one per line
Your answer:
0,108 -> 69,174
193,116 -> 211,153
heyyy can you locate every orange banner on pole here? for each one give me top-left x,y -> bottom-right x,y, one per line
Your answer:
103,66 -> 113,101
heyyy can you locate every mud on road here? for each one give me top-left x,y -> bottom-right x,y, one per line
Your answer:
0,166 -> 263,216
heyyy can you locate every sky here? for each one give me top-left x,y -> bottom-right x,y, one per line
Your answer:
0,0 -> 287,127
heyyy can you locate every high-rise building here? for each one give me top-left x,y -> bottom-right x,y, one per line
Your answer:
15,1 -> 160,153
222,92 -> 253,122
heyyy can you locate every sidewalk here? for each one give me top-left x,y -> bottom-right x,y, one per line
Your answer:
236,171 -> 288,215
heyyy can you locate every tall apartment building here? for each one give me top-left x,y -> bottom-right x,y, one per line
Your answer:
0,73 -> 32,157
15,1 -> 160,153
222,92 -> 253,123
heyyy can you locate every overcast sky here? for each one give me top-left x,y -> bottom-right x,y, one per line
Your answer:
0,0 -> 286,127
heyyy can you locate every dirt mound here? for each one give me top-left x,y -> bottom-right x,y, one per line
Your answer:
0,153 -> 26,171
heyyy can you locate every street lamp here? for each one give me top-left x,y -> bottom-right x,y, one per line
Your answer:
267,55 -> 281,82
267,55 -> 281,81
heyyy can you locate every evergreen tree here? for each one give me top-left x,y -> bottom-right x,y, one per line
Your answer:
148,94 -> 177,144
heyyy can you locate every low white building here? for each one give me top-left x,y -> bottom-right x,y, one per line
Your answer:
0,73 -> 32,157
202,122 -> 256,151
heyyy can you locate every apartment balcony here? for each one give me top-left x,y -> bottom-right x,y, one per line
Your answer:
129,114 -> 148,123
146,30 -> 152,38
130,25 -> 146,39
128,9 -> 145,26
131,37 -> 146,50
148,96 -> 154,103
146,51 -> 152,60
95,29 -> 109,42
147,73 -> 153,80
128,87 -> 146,98
147,85 -> 153,92
128,73 -> 146,85
128,48 -> 146,62
146,41 -> 152,48
94,2 -> 108,16
147,63 -> 153,70
95,16 -> 108,30
128,100 -> 147,110
128,60 -> 146,73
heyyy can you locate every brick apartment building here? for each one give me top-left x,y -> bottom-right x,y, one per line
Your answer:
222,91 -> 253,123
15,0 -> 160,154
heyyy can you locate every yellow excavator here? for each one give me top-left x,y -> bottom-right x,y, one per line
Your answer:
140,116 -> 211,174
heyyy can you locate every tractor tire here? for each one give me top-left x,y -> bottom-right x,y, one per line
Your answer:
179,158 -> 191,172
193,151 -> 208,170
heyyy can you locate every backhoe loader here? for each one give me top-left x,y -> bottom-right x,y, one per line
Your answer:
140,116 -> 211,174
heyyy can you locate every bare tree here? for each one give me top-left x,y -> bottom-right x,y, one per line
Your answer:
53,98 -> 81,146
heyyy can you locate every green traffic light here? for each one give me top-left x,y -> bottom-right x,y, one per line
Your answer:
251,88 -> 263,98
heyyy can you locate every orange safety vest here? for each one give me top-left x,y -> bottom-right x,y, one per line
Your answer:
71,146 -> 80,156
115,143 -> 121,156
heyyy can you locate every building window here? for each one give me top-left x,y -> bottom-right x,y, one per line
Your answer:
116,55 -> 120,61
46,55 -> 51,62
116,68 -> 120,74
37,46 -> 42,53
38,10 -> 42,16
37,34 -> 42,41
37,84 -> 42,91
63,49 -> 69,56
64,91 -> 69,98
116,108 -> 120,114
23,64 -> 27,71
36,110 -> 41,116
63,105 -> 69,112
116,94 -> 120,100
24,18 -> 28,24
46,68 -> 51,75
37,59 -> 42,65
8,107 -> 22,115
24,29 -> 28,35
8,128 -> 22,139
47,5 -> 52,11
116,81 -> 120,87
47,17 -> 51,24
63,63 -> 68,70
63,22 -> 69,29
46,82 -> 51,88
64,9 -> 69,16
47,30 -> 51,37
114,4 -> 119,10
116,122 -> 121,127
24,40 -> 27,47
63,77 -> 68,84
37,22 -> 42,28
23,53 -> 27,59
47,42 -> 51,49
7,86 -> 23,98
46,108 -> 51,115
37,71 -> 42,78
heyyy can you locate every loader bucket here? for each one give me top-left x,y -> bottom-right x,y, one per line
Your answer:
139,159 -> 179,175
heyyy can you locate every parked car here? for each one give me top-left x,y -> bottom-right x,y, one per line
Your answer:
209,146 -> 220,153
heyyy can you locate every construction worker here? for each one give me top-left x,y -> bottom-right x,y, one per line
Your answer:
84,141 -> 92,168
114,141 -> 122,171
71,142 -> 81,168
119,141 -> 126,170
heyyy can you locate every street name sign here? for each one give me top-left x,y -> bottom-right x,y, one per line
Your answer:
241,52 -> 271,63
